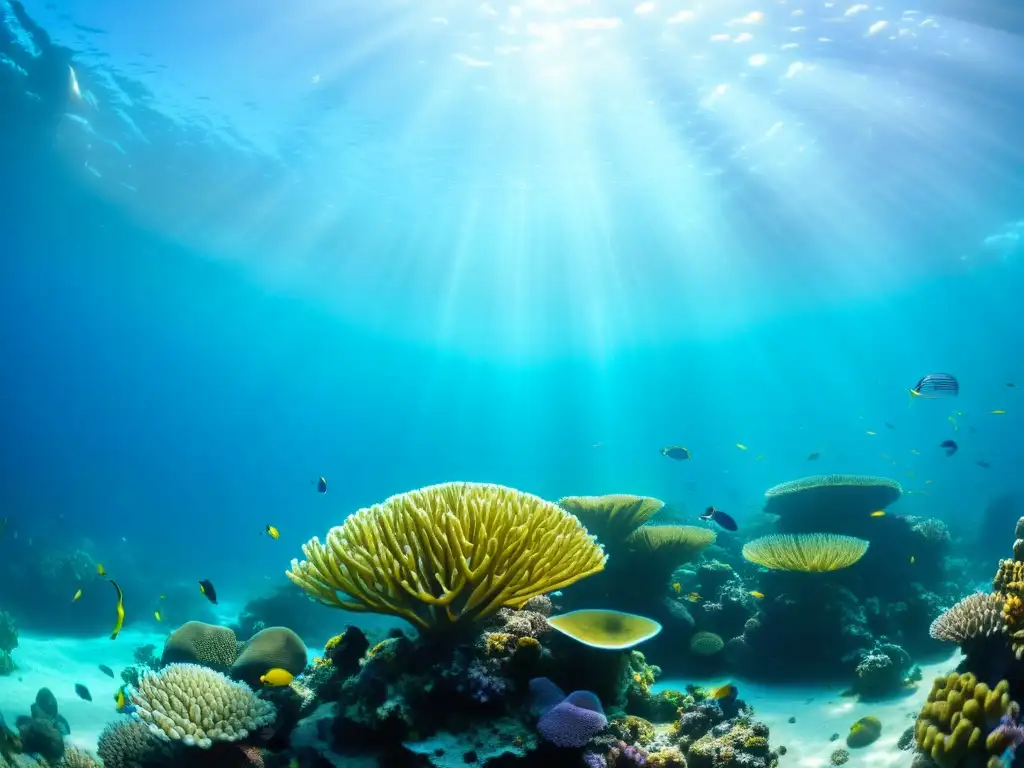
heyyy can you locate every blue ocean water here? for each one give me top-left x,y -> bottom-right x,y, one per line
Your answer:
2,0 -> 1024,765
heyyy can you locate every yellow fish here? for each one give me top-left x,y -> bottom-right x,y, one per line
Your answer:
992,410 -> 1006,415
736,443 -> 748,451
909,556 -> 915,564
686,592 -> 701,602
265,525 -> 280,540
709,684 -> 737,701
154,610 -> 162,622
749,590 -> 765,600
114,687 -> 126,710
97,563 -> 106,577
109,579 -> 124,640
260,668 -> 295,687
72,589 -> 83,602
870,511 -> 886,518
671,582 -> 682,594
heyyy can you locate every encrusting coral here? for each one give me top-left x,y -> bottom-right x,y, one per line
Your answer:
286,481 -> 607,631
742,533 -> 869,572
128,663 -> 276,749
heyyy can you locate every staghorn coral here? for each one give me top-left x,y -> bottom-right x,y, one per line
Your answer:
128,663 -> 276,749
286,481 -> 607,631
557,494 -> 665,545
161,622 -> 239,670
742,533 -> 869,572
689,631 -> 724,656
59,745 -> 101,767
914,672 -> 1019,768
229,626 -> 307,688
928,592 -> 1006,645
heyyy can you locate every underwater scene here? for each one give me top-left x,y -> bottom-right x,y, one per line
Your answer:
2,0 -> 1024,767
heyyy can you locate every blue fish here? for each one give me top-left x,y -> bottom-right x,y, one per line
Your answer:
700,506 -> 738,532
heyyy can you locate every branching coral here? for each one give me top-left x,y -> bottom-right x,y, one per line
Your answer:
742,533 -> 869,572
929,592 -> 1007,646
557,494 -> 665,545
286,482 -> 607,631
128,663 -> 276,749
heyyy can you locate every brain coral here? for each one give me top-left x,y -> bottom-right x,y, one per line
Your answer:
96,721 -> 173,768
928,592 -> 1006,646
128,663 -> 276,749
287,481 -> 607,631
230,626 -> 307,688
689,631 -> 725,656
161,622 -> 239,670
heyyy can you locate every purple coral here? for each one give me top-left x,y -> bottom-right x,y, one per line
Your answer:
463,659 -> 506,703
992,708 -> 1024,758
530,677 -> 607,748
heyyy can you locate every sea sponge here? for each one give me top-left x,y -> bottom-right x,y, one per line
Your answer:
286,481 -> 607,631
161,622 -> 239,670
764,474 -> 901,523
742,533 -> 869,572
230,626 -> 307,688
928,592 -> 1006,645
128,663 -> 276,749
546,609 -> 662,650
689,631 -> 725,656
914,672 -> 1018,768
97,720 -> 173,768
557,494 -> 665,545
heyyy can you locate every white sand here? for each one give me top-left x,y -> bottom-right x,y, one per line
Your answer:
0,629 -> 168,755
657,656 -> 960,767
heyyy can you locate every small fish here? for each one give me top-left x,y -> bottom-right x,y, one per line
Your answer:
259,668 -> 295,687
316,476 -> 328,493
661,446 -> 691,461
977,460 -> 992,469
709,684 -> 738,702
909,556 -> 916,564
265,525 -> 280,540
806,452 -> 820,461
72,589 -> 83,602
910,449 -> 921,455
940,440 -> 958,457
98,664 -> 114,678
686,592 -> 701,602
870,511 -> 886,518
755,454 -> 765,461
909,373 -> 959,401
671,582 -> 682,594
97,563 -> 106,576
991,409 -> 1007,415
114,686 -> 134,714
109,579 -> 124,640
700,506 -> 738,532
75,683 -> 92,701
865,430 -> 876,436
749,590 -> 765,600
884,421 -> 896,429
736,443 -> 748,451
1008,383 -> 1018,389
154,610 -> 162,622
199,579 -> 218,604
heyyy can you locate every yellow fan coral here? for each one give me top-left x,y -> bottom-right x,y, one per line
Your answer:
546,609 -> 662,650
557,495 -> 665,545
286,482 -> 607,631
623,525 -> 717,575
742,533 -> 868,572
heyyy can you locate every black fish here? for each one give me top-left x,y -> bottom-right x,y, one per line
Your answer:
661,446 -> 692,461
884,421 -> 896,430
98,664 -> 114,678
977,460 -> 992,469
700,506 -> 738,532
940,440 -> 958,457
807,452 -> 820,461
911,373 -> 959,397
74,683 -> 92,701
1008,383 -> 1017,388
199,579 -> 218,604
316,476 -> 328,494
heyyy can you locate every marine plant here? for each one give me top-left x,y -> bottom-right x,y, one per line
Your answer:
286,481 -> 607,631
741,533 -> 869,572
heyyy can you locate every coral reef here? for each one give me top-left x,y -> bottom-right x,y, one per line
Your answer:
557,494 -> 665,545
161,621 -> 239,670
229,625 -> 308,687
742,533 -> 869,572
286,481 -> 607,631
763,475 -> 901,534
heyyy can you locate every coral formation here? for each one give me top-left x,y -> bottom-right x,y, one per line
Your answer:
764,475 -> 901,533
128,663 -> 276,748
229,625 -> 308,688
161,621 -> 239,670
742,533 -> 869,572
929,592 -> 1007,646
688,631 -> 724,656
846,715 -> 882,747
97,720 -> 174,768
557,494 -> 665,544
286,481 -> 607,631
546,609 -> 662,650
533,682 -> 608,748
